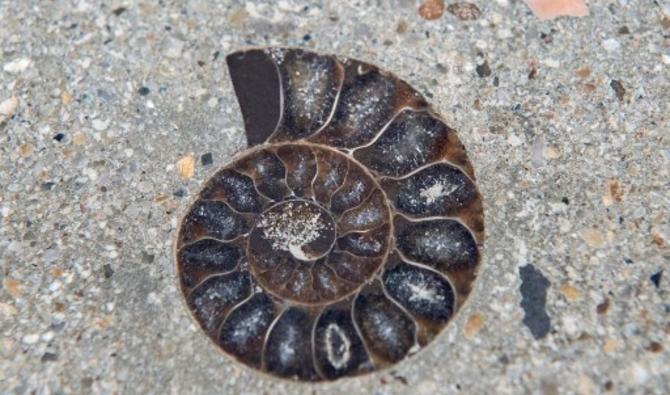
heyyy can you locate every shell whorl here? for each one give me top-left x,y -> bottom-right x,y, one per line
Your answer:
176,47 -> 484,381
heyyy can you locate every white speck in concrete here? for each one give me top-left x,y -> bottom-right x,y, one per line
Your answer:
92,119 -> 110,131
164,37 -> 185,58
542,58 -> 560,68
3,58 -> 31,73
602,38 -> 621,52
22,334 -> 40,345
508,134 -> 523,146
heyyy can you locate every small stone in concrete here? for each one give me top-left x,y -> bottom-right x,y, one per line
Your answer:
582,228 -> 604,248
92,119 -> 110,131
0,96 -> 19,120
650,270 -> 662,288
419,0 -> 445,20
201,152 -> 213,166
476,61 -> 492,77
519,264 -> 551,339
41,352 -> 58,362
447,2 -> 481,21
103,264 -> 114,279
602,38 -> 621,52
112,7 -> 127,16
3,58 -> 31,73
22,333 -> 40,344
164,37 -> 185,58
176,155 -> 195,179
610,80 -> 626,101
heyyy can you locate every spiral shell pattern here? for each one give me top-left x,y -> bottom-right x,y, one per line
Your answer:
176,47 -> 484,381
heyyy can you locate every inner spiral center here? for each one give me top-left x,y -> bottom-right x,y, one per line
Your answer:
255,200 -> 336,261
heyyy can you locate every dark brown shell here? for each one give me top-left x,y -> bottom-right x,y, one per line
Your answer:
175,47 -> 484,382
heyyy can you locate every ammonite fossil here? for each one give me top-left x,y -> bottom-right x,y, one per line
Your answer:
175,47 -> 484,381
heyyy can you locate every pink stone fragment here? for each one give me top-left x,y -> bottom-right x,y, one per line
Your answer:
522,0 -> 589,20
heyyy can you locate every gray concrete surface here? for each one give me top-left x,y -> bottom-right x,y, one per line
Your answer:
1,0 -> 668,394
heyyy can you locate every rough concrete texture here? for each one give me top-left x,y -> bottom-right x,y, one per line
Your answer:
1,0 -> 668,394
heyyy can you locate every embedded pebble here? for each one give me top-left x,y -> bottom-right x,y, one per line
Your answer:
519,265 -> 551,339
18,143 -> 34,157
164,37 -> 185,58
416,380 -> 438,395
543,146 -> 561,159
603,338 -> 619,353
650,271 -> 662,288
418,0 -> 445,20
61,91 -> 73,104
464,313 -> 485,339
447,2 -> 481,21
542,58 -> 560,68
0,302 -> 17,317
507,134 -> 523,146
3,58 -> 31,73
176,155 -> 196,179
92,119 -> 110,131
559,283 -> 580,301
72,131 -> 87,145
0,96 -> 18,118
22,334 -> 40,345
602,38 -> 621,52
581,228 -> 604,248
610,80 -> 626,101
3,278 -> 21,298
628,363 -> 651,385
201,152 -> 213,166
476,60 -> 492,77
522,0 -> 588,20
